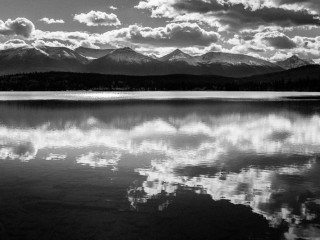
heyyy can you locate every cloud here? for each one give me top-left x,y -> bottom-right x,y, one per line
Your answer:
1,109 -> 318,239
0,39 -> 28,50
262,32 -> 320,60
263,32 -> 297,49
33,29 -> 96,48
0,18 -> 35,38
34,29 -> 90,41
2,112 -> 320,163
106,22 -> 220,47
225,30 -> 320,60
0,142 -> 37,162
12,22 -> 219,51
132,158 -> 316,231
277,0 -> 320,10
227,29 -> 320,61
74,11 -> 121,26
265,36 -> 296,49
32,39 -> 74,48
136,0 -> 320,31
32,29 -> 117,49
270,52 -> 292,61
77,152 -> 120,168
226,32 -> 273,57
34,29 -> 91,41
45,153 -> 67,161
39,18 -> 65,24
77,40 -> 100,49
0,1 -> 319,59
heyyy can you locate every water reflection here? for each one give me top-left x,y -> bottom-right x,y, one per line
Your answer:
0,101 -> 320,239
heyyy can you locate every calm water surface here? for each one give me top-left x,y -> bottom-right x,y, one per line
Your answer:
0,92 -> 320,240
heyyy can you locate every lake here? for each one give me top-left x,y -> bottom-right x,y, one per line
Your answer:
0,92 -> 319,240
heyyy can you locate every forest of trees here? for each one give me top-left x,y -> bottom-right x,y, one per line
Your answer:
0,65 -> 320,91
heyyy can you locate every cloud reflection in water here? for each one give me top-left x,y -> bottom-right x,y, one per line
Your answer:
0,101 -> 320,239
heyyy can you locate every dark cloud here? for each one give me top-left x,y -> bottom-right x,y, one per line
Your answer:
248,47 -> 266,53
277,0 -> 320,7
264,35 -> 297,49
278,0 -> 309,3
0,18 -> 35,38
154,0 -> 320,30
173,0 -> 225,13
13,142 -> 37,158
278,0 -> 320,13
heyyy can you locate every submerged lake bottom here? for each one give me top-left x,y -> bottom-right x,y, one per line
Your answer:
0,92 -> 320,240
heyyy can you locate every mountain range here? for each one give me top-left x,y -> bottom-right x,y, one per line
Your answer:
0,45 -> 316,77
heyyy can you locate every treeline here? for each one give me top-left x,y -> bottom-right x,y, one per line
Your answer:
0,65 -> 320,91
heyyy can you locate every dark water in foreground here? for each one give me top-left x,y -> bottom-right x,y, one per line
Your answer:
0,98 -> 320,240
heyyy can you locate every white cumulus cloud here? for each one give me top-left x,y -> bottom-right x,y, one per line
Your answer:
0,18 -> 35,38
74,11 -> 121,26
39,18 -> 65,24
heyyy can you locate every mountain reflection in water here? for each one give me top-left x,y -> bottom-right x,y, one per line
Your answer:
0,100 -> 320,240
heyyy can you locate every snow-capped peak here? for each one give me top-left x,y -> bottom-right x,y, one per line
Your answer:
102,47 -> 155,64
276,55 -> 315,70
159,49 -> 199,65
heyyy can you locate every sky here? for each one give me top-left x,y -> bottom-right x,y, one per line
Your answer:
1,0 -> 320,61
